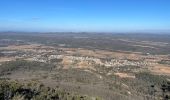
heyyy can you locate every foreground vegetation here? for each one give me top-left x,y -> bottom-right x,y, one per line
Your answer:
0,80 -> 101,100
1,60 -> 170,99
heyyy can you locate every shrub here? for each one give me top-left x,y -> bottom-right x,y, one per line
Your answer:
0,80 -> 101,100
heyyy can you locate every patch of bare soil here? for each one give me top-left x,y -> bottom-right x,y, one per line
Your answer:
151,64 -> 170,75
132,45 -> 157,49
0,44 -> 40,50
0,57 -> 15,62
114,72 -> 135,78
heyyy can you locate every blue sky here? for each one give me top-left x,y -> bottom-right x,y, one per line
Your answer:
0,0 -> 170,32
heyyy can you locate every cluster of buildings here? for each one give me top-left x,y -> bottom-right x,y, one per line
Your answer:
28,53 -> 152,68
